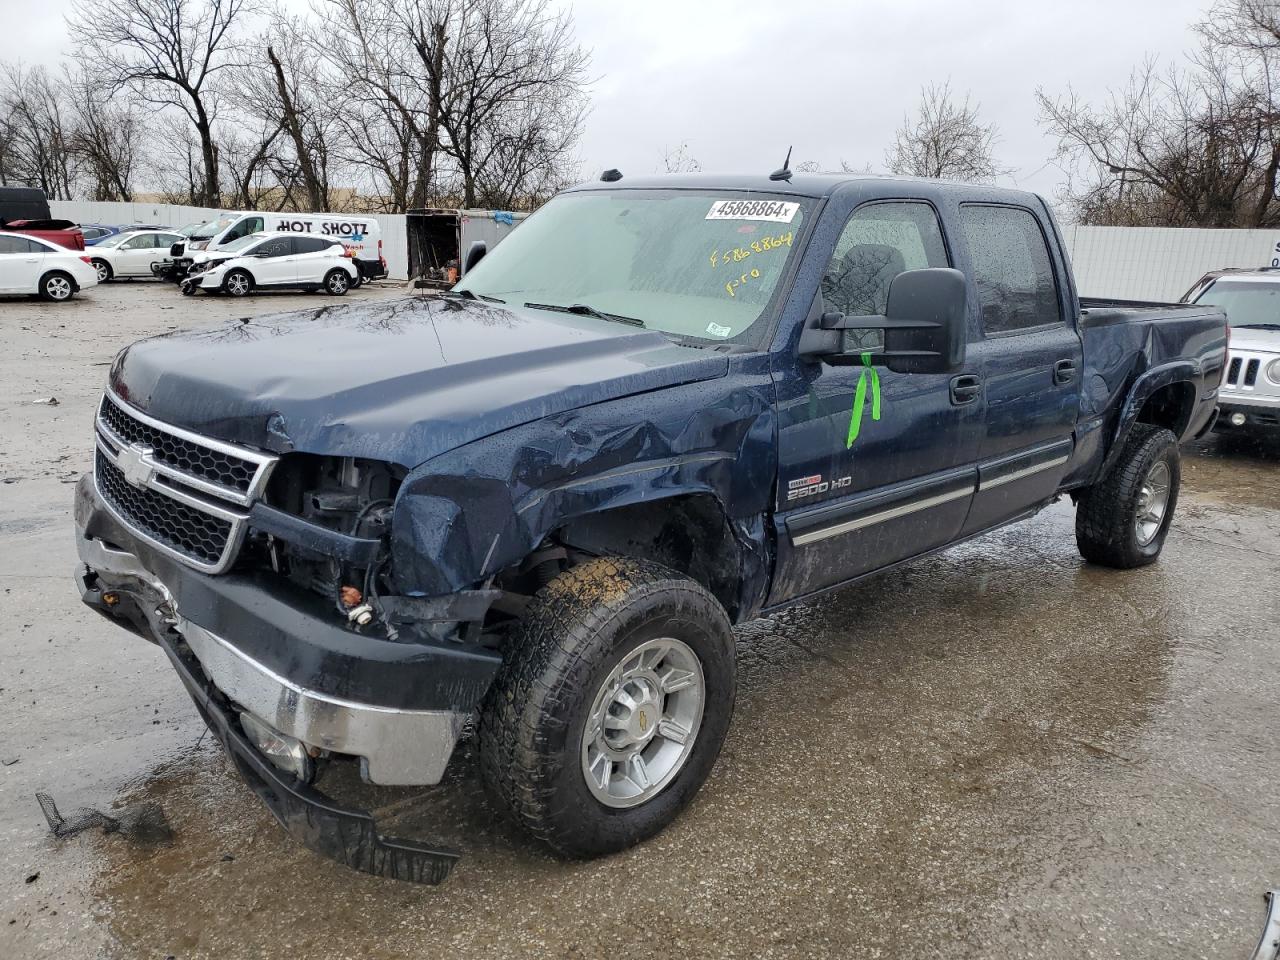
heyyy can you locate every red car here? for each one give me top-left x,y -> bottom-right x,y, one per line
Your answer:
0,187 -> 85,250
0,219 -> 86,251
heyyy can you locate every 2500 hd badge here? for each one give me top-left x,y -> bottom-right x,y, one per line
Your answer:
74,171 -> 1225,883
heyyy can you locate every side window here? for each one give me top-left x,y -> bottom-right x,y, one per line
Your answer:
122,236 -> 145,249
0,236 -> 26,254
294,237 -> 328,254
822,201 -> 949,317
959,205 -> 1061,334
260,237 -> 292,258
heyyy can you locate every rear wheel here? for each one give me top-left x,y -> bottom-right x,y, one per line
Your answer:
222,269 -> 253,298
92,259 -> 112,283
324,269 -> 350,295
479,557 -> 735,858
1076,423 -> 1181,568
39,272 -> 75,302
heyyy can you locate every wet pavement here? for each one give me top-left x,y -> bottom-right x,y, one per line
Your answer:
2,284 -> 1279,959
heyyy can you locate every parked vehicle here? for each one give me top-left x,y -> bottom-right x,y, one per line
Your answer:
81,224 -> 169,246
74,173 -> 1226,885
0,185 -> 52,221
0,230 -> 98,300
1182,268 -> 1280,433
160,211 -> 386,284
89,231 -> 184,282
0,218 -> 86,251
180,231 -> 359,296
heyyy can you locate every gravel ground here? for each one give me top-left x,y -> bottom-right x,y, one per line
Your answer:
1,281 -> 1279,959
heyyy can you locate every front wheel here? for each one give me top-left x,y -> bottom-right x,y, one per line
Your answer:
222,269 -> 253,298
1076,423 -> 1181,568
479,557 -> 735,858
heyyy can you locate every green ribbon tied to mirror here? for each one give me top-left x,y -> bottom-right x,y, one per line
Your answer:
846,352 -> 882,449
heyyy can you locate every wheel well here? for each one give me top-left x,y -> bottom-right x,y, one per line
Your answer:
40,269 -> 75,287
554,495 -> 743,618
1136,381 -> 1195,439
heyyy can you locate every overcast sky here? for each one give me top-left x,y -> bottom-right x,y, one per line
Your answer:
2,0 -> 1213,203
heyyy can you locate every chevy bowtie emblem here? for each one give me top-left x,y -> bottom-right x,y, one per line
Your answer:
637,710 -> 648,733
117,444 -> 156,488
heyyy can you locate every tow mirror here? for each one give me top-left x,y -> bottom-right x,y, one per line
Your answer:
463,240 -> 487,275
799,267 -> 968,375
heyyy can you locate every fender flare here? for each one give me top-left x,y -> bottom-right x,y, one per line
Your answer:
1099,360 -> 1200,477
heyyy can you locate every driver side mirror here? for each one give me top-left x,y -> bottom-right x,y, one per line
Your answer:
799,267 -> 968,375
463,240 -> 487,274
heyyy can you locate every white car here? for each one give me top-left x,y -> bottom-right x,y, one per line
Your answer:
0,231 -> 98,301
89,230 -> 184,282
184,232 -> 359,297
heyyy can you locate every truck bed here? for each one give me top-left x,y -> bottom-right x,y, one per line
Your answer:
1079,297 -> 1221,327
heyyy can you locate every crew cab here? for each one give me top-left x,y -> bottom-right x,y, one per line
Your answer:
1182,268 -> 1280,433
73,173 -> 1226,884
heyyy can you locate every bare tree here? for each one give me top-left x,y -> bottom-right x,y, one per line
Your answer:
64,68 -> 144,201
0,63 -> 77,199
67,0 -> 259,206
662,142 -> 701,173
887,82 -> 1010,183
1039,1 -> 1280,227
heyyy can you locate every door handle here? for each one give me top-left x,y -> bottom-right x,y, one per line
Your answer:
950,374 -> 982,405
1053,359 -> 1077,385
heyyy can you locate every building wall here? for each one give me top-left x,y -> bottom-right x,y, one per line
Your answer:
48,201 -> 411,280
1062,225 -> 1279,302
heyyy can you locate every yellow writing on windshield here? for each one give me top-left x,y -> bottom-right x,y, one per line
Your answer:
708,231 -> 793,268
725,268 -> 762,298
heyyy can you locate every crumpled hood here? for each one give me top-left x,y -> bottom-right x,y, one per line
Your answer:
109,296 -> 729,467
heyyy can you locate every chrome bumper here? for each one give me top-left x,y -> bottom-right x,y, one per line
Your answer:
76,534 -> 467,786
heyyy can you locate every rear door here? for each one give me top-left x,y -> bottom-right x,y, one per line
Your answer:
768,199 -> 984,604
293,237 -> 334,283
958,204 -> 1082,534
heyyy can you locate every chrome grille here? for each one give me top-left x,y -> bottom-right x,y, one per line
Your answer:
93,391 -> 277,573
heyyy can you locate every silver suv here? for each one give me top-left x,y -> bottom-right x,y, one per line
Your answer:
1183,269 -> 1280,434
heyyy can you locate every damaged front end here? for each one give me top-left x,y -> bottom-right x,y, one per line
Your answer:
76,392 -> 505,883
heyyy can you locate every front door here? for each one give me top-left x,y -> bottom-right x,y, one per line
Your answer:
956,204 -> 1082,534
250,236 -> 298,285
768,200 -> 984,605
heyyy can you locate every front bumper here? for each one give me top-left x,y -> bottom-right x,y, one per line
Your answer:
74,473 -> 501,881
1214,399 -> 1280,432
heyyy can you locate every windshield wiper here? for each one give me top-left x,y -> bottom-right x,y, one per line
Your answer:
523,301 -> 644,327
443,289 -> 506,304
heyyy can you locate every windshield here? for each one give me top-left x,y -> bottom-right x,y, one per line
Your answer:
177,221 -> 207,237
455,190 -> 811,343
1194,279 -> 1280,329
193,216 -> 236,240
96,233 -> 131,248
221,234 -> 264,254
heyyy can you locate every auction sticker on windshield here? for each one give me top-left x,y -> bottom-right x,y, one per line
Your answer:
706,199 -> 799,223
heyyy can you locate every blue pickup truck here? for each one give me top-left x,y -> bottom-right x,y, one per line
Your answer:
74,173 -> 1226,883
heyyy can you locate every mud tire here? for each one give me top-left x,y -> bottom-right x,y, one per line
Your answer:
478,557 -> 735,858
1075,423 -> 1180,569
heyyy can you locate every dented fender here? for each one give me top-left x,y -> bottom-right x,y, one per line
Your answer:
389,353 -> 779,621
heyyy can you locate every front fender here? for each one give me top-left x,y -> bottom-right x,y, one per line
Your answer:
389,355 -> 777,606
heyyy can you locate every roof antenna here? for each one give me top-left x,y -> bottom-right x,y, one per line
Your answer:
769,146 -> 793,182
